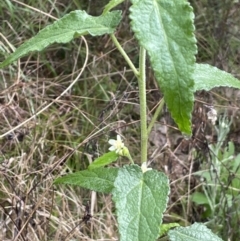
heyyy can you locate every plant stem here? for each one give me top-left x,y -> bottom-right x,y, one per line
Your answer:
147,98 -> 165,135
110,34 -> 139,78
127,153 -> 134,164
110,34 -> 147,163
138,47 -> 147,163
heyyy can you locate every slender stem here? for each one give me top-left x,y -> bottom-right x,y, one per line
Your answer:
110,34 -> 139,78
122,147 -> 134,164
138,47 -> 147,163
147,98 -> 165,135
110,34 -> 147,163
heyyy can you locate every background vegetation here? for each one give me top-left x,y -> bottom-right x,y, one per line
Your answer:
0,0 -> 240,240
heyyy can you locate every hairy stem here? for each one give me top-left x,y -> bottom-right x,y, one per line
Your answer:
138,47 -> 147,163
111,34 -> 147,163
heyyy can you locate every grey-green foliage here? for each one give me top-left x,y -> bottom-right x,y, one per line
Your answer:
192,116 -> 240,239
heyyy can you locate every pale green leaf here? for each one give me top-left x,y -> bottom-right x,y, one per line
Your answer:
159,223 -> 180,237
112,165 -> 169,241
194,64 -> 240,91
130,0 -> 197,134
168,223 -> 223,241
232,154 -> 240,173
88,151 -> 118,170
103,0 -> 125,14
54,167 -> 118,193
0,10 -> 122,68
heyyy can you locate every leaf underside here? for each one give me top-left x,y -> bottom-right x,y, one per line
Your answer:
0,10 -> 122,68
112,165 -> 169,241
168,222 -> 223,241
54,167 -> 119,193
194,64 -> 240,91
130,0 -> 197,134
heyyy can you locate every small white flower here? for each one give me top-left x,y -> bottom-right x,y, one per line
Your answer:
141,162 -> 152,173
108,135 -> 124,154
207,107 -> 217,125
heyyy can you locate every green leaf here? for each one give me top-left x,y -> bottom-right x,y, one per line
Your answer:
103,0 -> 125,14
54,167 -> 118,193
130,0 -> 197,134
88,151 -> 118,170
0,10 -> 122,68
168,223 -> 223,241
112,165 -> 169,241
191,192 -> 209,205
159,223 -> 180,237
194,64 -> 240,91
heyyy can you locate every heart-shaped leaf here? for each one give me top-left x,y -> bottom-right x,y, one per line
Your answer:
113,165 -> 169,241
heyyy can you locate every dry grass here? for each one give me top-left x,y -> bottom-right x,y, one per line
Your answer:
0,1 -> 138,240
1,0 -> 240,240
